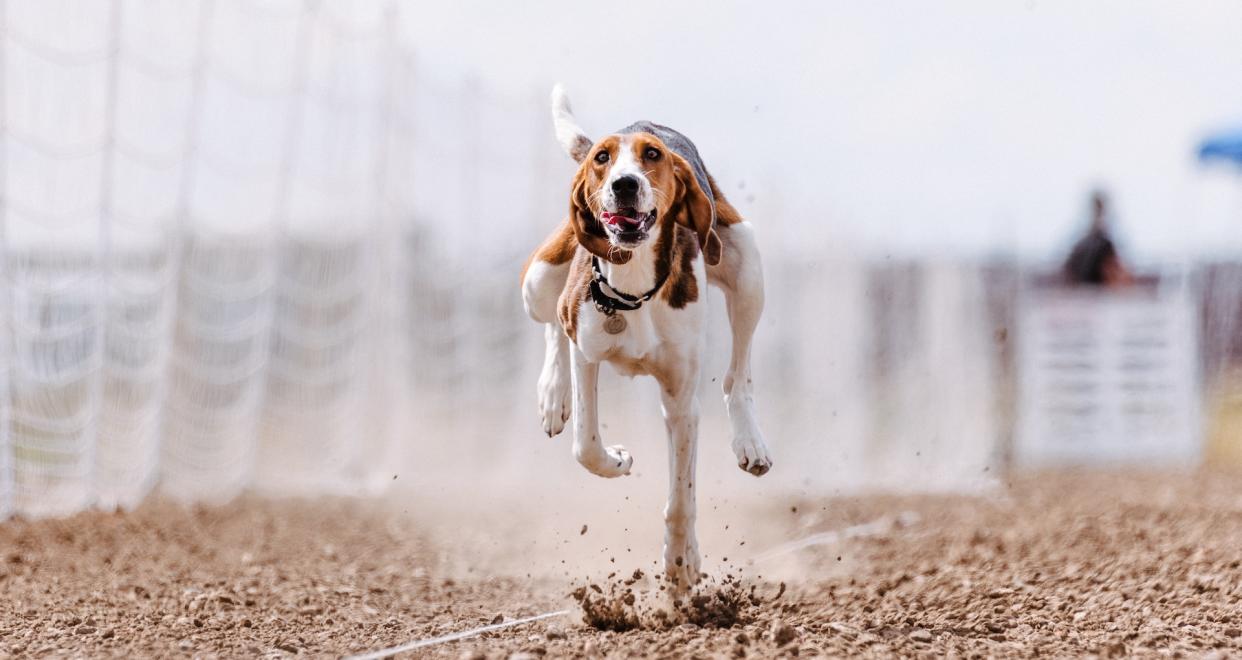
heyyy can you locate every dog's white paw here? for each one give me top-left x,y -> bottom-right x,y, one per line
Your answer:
732,432 -> 772,477
576,443 -> 633,478
537,368 -> 571,437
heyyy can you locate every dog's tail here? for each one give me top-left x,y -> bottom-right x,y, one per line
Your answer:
551,84 -> 592,163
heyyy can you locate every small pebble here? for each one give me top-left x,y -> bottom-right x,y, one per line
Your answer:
544,625 -> 566,640
773,623 -> 798,646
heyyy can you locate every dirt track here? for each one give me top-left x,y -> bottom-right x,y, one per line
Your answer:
1,471 -> 1241,658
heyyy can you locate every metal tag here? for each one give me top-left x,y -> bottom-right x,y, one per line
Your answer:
604,314 -> 627,335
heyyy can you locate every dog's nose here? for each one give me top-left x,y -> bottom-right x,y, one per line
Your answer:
611,176 -> 639,197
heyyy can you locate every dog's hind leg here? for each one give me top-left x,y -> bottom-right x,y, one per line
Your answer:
708,221 -> 773,476
569,347 -> 633,477
657,366 -> 702,592
523,257 -> 572,436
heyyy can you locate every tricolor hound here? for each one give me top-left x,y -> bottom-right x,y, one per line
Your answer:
520,86 -> 772,590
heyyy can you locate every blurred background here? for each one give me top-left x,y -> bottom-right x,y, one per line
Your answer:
1,0 -> 1241,520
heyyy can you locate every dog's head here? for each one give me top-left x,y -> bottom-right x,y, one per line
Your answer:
553,87 -> 720,266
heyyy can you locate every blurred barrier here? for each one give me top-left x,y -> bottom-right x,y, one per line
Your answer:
256,233 -> 372,494
8,252 -> 102,517
1205,371 -> 1242,468
0,2 -> 1235,520
1200,263 -> 1242,467
161,232 -> 275,503
98,244 -> 171,509
1015,282 -> 1202,466
0,0 -> 413,516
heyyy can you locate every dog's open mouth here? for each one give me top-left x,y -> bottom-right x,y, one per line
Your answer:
600,209 -> 656,244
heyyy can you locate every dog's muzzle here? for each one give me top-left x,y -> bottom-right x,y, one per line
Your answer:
601,209 -> 656,245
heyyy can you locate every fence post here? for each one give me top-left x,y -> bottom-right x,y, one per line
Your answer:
358,0 -> 401,490
0,0 -> 11,519
89,0 -> 123,510
143,0 -> 214,505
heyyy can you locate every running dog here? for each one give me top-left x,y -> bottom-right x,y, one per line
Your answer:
520,86 -> 771,589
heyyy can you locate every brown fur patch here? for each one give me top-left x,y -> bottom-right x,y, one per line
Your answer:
557,248 -> 593,343
663,226 -> 700,309
708,174 -> 743,227
652,220 -> 700,310
520,218 -> 577,285
568,137 -> 630,265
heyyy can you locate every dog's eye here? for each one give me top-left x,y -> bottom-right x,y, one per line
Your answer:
644,147 -> 661,161
594,150 -> 610,164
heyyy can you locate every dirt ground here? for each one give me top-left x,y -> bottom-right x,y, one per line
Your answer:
1,470 -> 1241,658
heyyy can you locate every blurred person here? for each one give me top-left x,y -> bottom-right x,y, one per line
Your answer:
1062,190 -> 1134,287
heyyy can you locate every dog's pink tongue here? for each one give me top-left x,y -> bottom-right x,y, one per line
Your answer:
601,211 -> 640,228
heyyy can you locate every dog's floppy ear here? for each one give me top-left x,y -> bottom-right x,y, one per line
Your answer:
671,152 -> 721,266
570,165 -> 631,265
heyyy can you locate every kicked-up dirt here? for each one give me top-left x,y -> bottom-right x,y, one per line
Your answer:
1,470 -> 1241,658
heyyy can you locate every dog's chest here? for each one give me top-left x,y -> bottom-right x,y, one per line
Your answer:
575,299 -> 700,376
576,304 -> 660,373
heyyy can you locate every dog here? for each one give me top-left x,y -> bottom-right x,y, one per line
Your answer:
520,85 -> 772,590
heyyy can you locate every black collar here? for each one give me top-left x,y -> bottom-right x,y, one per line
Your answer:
589,256 -> 668,315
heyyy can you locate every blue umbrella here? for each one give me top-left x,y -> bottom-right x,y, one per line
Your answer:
1199,127 -> 1242,165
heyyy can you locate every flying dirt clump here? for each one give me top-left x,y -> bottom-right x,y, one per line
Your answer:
571,569 -> 768,632
677,574 -> 770,628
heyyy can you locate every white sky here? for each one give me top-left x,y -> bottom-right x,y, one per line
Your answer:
399,0 -> 1242,261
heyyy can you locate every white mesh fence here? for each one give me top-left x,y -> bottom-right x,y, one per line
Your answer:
4,1 -> 1220,521
0,0 -> 1086,519
0,0 -> 417,516
161,232 -> 275,504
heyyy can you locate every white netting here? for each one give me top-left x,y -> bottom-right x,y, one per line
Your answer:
3,0 -> 111,517
3,1 -> 1228,521
160,231 -> 274,503
8,252 -> 102,517
0,0 -> 413,515
256,233 -> 370,493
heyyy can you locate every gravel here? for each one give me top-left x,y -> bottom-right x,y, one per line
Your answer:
0,470 -> 1239,658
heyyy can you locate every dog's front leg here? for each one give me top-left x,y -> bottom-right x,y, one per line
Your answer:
522,259 -> 572,436
658,371 -> 702,592
569,347 -> 632,478
537,323 -> 571,436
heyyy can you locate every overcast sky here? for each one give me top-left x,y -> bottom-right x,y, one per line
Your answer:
399,1 -> 1242,262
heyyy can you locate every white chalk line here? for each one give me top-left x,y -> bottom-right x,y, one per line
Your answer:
342,609 -> 572,660
343,511 -> 920,657
749,511 -> 921,564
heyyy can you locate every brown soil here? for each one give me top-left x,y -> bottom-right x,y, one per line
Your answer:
571,571 -> 764,632
1,471 -> 1241,658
